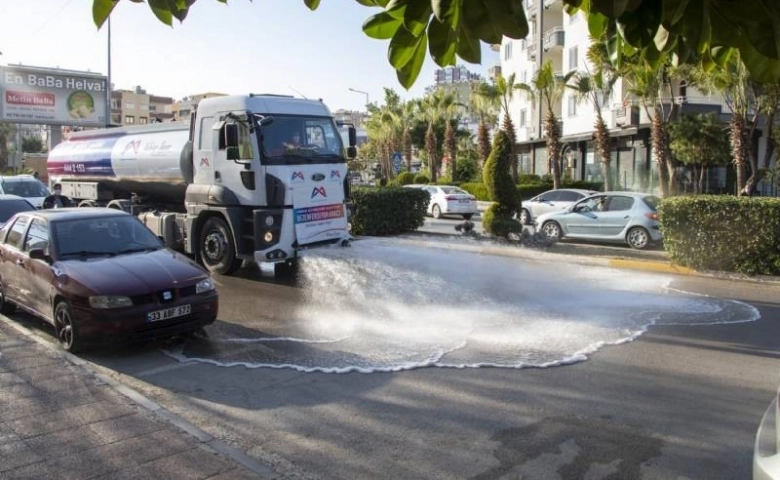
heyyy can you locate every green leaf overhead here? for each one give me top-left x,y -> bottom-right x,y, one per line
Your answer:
303,0 -> 321,9
148,0 -> 174,26
396,33 -> 428,88
363,11 -> 404,39
403,1 -> 432,37
92,0 -> 115,28
461,1 -> 502,45
483,0 -> 529,40
456,23 -> 481,64
428,18 -> 457,66
388,26 -> 420,68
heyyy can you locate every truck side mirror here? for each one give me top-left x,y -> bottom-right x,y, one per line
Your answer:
226,146 -> 240,161
348,126 -> 357,147
346,146 -> 357,159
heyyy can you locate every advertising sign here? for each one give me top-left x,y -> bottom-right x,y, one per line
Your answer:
0,65 -> 107,127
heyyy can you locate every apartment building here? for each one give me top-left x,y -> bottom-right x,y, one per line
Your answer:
500,0 -> 731,193
110,86 -> 174,126
172,92 -> 227,121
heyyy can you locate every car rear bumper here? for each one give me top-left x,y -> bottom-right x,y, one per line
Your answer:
74,294 -> 218,345
443,203 -> 478,214
754,396 -> 780,480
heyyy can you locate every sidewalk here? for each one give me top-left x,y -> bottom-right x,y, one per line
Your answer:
0,319 -> 274,480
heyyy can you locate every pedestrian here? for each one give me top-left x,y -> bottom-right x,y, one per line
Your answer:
42,183 -> 72,209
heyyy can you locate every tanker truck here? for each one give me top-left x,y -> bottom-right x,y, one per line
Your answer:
47,94 -> 356,275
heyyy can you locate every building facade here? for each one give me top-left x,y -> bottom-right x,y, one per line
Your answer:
500,0 -> 737,194
110,86 -> 174,126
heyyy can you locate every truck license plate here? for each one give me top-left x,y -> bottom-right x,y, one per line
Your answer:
147,304 -> 191,322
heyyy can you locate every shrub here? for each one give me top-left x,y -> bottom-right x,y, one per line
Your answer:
414,174 -> 430,184
659,195 -> 780,275
518,173 -> 543,184
350,186 -> 429,236
482,130 -> 522,237
396,171 -> 416,185
459,182 -> 489,201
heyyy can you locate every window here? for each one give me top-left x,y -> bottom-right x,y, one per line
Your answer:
124,116 -> 135,124
6,216 -> 30,250
558,191 -> 585,202
504,42 -> 513,61
238,121 -> 254,159
606,196 -> 634,212
567,96 -> 578,117
569,46 -> 579,70
24,218 -> 49,253
125,101 -> 135,109
521,70 -> 528,83
140,102 -> 149,110
520,109 -> 527,127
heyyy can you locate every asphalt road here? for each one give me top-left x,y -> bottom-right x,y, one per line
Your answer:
7,246 -> 780,480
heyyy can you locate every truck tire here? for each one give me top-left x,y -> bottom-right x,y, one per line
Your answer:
199,217 -> 242,275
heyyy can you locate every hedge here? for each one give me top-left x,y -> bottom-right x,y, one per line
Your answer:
350,186 -> 428,236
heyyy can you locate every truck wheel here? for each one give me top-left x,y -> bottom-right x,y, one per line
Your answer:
200,217 -> 242,275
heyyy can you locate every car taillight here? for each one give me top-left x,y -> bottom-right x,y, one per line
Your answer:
445,195 -> 457,201
645,212 -> 659,221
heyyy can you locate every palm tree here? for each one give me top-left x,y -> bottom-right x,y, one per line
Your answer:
416,90 -> 456,183
518,61 -> 574,189
567,67 -> 618,190
494,73 -> 520,183
471,81 -> 500,166
0,123 -> 16,171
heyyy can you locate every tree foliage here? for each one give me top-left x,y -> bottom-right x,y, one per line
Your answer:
94,1 -> 780,89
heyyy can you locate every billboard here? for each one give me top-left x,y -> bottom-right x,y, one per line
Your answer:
0,65 -> 108,127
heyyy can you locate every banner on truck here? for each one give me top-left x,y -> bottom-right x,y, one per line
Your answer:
0,65 -> 107,127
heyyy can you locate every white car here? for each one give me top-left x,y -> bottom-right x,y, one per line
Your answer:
754,385 -> 780,479
0,175 -> 51,208
406,185 -> 478,220
517,188 -> 598,225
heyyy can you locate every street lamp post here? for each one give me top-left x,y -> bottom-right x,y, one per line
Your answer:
348,88 -> 369,110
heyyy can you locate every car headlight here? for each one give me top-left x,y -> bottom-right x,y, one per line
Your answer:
89,295 -> 133,309
196,278 -> 215,294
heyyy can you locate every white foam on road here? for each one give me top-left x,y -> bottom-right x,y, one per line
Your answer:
163,239 -> 760,373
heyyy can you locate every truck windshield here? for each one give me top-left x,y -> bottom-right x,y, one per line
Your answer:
258,115 -> 345,165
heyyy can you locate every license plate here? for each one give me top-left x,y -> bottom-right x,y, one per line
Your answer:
147,304 -> 191,322
458,199 -> 470,203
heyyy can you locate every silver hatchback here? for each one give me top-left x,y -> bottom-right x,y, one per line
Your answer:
518,188 -> 598,225
534,192 -> 662,249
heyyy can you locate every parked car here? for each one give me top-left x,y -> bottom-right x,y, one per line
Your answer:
517,188 -> 599,225
534,192 -> 662,250
0,194 -> 36,227
406,185 -> 478,220
0,208 -> 218,352
0,174 -> 51,208
754,385 -> 780,479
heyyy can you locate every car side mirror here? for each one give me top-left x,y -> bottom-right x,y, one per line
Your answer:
29,248 -> 51,264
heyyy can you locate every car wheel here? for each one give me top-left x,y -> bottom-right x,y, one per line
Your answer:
626,227 -> 650,250
432,204 -> 443,219
519,209 -> 531,225
54,300 -> 83,353
462,213 -> 473,220
541,221 -> 562,241
0,282 -> 16,315
200,216 -> 242,275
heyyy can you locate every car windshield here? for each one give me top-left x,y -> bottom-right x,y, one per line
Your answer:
0,200 -> 35,222
54,216 -> 163,258
259,115 -> 345,165
1,180 -> 50,198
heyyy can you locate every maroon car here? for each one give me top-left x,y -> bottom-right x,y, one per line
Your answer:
0,208 -> 218,352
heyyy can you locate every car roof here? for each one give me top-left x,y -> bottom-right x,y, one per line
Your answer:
16,208 -> 130,222
0,175 -> 40,182
0,194 -> 28,201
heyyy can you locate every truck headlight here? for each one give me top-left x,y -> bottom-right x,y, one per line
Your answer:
264,231 -> 274,243
89,295 -> 133,309
196,278 -> 215,294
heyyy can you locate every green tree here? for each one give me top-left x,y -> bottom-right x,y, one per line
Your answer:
22,136 -> 45,154
415,90 -> 456,183
95,1 -> 780,88
517,61 -> 573,190
669,113 -> 731,193
482,130 -> 521,238
470,81 -> 499,166
493,73 -> 521,184
0,123 -> 17,171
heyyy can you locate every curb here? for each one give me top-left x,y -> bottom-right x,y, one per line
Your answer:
0,314 -> 278,479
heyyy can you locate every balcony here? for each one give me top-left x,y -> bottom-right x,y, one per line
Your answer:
544,0 -> 561,8
543,27 -> 565,52
524,0 -> 537,18
613,105 -> 640,126
526,39 -> 537,60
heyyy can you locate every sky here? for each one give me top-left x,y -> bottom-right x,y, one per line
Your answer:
0,0 -> 499,112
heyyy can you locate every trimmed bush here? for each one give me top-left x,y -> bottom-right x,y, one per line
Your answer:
413,174 -> 430,184
396,171 -> 416,185
659,195 -> 780,275
350,186 -> 429,236
460,182 -> 489,201
482,130 -> 522,237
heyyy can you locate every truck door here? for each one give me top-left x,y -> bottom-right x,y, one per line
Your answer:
211,118 -> 259,205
